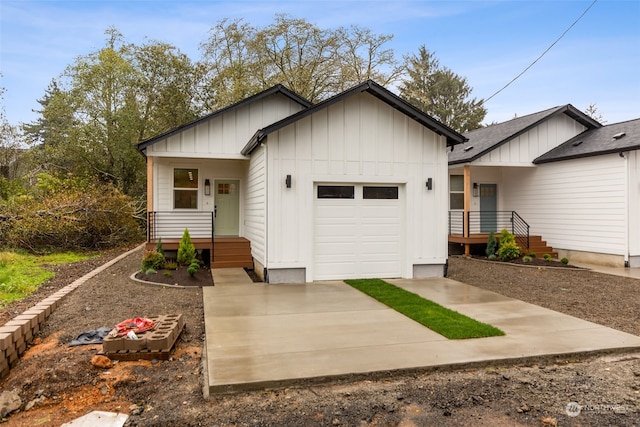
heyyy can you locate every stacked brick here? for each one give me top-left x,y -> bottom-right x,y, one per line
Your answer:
101,314 -> 185,361
0,282 -> 82,379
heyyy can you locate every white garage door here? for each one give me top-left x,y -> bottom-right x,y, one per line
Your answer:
314,184 -> 403,280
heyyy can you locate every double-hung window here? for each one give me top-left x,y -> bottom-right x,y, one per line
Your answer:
449,175 -> 464,210
174,168 -> 198,209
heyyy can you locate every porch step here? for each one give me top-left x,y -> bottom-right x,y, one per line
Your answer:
520,236 -> 557,259
212,237 -> 253,269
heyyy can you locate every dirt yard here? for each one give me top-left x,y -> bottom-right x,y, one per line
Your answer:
1,249 -> 640,426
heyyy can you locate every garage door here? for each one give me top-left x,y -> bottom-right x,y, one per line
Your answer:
314,184 -> 403,280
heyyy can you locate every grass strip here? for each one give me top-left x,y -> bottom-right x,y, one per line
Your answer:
344,278 -> 505,339
0,251 -> 94,308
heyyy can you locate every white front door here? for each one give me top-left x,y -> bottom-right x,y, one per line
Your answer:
314,184 -> 403,280
214,179 -> 240,236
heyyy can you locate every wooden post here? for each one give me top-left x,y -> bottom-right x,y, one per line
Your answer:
463,165 -> 471,256
146,157 -> 153,242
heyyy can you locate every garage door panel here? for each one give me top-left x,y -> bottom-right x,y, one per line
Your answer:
314,184 -> 403,280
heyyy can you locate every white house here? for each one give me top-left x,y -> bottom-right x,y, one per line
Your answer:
448,105 -> 640,268
138,80 -> 466,283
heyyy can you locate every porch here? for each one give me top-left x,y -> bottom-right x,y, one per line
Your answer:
146,211 -> 253,269
448,211 -> 556,258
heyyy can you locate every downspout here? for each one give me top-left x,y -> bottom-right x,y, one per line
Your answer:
621,151 -> 630,267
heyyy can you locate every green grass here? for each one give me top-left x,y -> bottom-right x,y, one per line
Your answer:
344,278 -> 505,339
0,251 -> 95,308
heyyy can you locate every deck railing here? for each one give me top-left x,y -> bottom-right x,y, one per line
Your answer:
147,211 -> 215,242
449,210 -> 530,250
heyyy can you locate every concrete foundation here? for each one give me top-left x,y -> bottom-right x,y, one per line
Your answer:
556,249 -> 625,268
412,264 -> 445,278
267,268 -> 306,284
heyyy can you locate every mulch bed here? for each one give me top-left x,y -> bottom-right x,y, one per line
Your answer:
471,255 -> 582,269
135,266 -> 214,287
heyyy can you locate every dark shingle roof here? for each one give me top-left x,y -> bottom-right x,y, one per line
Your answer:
449,104 -> 602,165
241,80 -> 466,155
534,118 -> 640,164
137,85 -> 313,152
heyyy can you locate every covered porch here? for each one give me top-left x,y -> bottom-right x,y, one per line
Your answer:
145,211 -> 253,269
448,165 -> 555,257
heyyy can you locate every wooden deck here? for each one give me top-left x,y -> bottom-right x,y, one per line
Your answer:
146,237 -> 254,268
449,234 -> 557,258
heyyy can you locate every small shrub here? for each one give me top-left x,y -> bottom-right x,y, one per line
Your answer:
543,254 -> 552,261
488,254 -> 497,261
486,231 -> 497,257
497,242 -> 520,261
177,229 -> 196,266
163,271 -> 172,278
163,261 -> 178,270
527,252 -> 536,258
499,228 -> 516,245
144,268 -> 157,275
523,256 -> 532,263
141,250 -> 165,272
188,260 -> 200,277
155,238 -> 164,257
561,257 -> 569,264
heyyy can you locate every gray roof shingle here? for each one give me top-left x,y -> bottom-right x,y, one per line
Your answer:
534,117 -> 640,164
449,104 -> 601,165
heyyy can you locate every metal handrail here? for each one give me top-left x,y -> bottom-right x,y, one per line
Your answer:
448,210 -> 530,250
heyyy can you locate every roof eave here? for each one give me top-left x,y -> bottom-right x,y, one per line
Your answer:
534,144 -> 640,164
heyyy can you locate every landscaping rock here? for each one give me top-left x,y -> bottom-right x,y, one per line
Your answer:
0,389 -> 22,418
90,355 -> 113,369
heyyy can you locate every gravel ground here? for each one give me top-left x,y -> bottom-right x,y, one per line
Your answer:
1,250 -> 639,426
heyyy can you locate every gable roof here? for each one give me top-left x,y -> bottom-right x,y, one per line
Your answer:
448,104 -> 602,165
534,117 -> 640,164
241,80 -> 466,155
137,84 -> 312,152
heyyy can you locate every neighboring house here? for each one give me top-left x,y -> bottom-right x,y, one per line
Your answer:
138,80 -> 465,283
448,105 -> 640,268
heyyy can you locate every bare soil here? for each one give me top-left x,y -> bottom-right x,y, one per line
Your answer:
1,251 -> 640,426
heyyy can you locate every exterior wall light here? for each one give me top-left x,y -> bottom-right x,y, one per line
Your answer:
204,179 -> 211,196
285,174 -> 292,188
425,178 -> 433,190
473,182 -> 479,197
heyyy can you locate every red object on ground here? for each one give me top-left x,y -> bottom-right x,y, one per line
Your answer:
112,317 -> 156,336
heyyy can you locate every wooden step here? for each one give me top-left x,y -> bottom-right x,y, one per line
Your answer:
212,237 -> 253,269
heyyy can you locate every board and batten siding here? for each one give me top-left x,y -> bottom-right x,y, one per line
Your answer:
474,114 -> 588,166
263,92 -> 449,281
244,145 -> 267,266
145,94 -> 306,158
501,154 -> 628,256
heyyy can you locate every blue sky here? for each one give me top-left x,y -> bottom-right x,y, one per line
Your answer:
1,0 -> 639,128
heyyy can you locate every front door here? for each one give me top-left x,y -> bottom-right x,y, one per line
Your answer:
214,180 -> 239,236
480,184 -> 497,232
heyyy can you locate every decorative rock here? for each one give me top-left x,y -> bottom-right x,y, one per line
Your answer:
91,355 -> 113,369
0,389 -> 22,418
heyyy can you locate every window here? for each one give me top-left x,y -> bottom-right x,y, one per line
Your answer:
317,185 -> 354,199
449,175 -> 464,210
174,168 -> 198,209
363,186 -> 398,199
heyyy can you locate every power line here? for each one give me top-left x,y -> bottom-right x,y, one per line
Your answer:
484,0 -> 598,103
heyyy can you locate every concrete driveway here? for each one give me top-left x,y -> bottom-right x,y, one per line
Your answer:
203,270 -> 640,394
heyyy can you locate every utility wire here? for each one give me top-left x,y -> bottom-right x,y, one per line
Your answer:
484,0 -> 598,103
